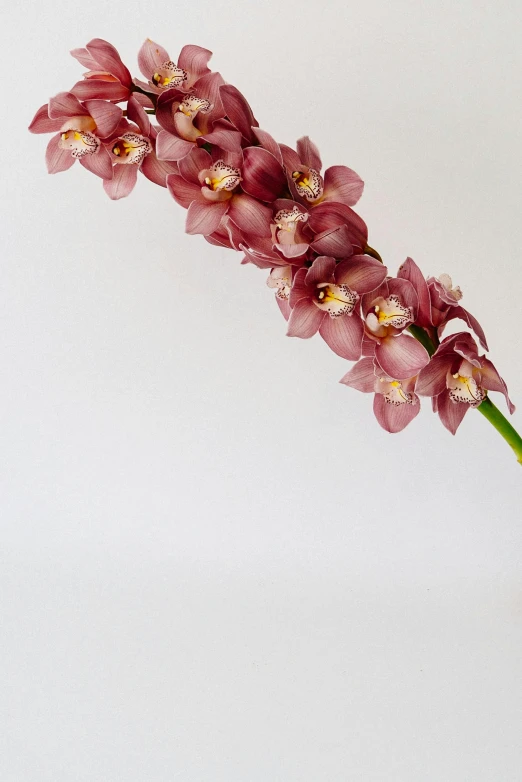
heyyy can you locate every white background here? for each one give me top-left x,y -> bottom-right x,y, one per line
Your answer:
2,1 -> 522,780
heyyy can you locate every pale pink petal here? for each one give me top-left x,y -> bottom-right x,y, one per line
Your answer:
227,194 -> 272,238
178,44 -> 212,83
45,135 -> 75,174
138,39 -> 170,80
323,165 -> 364,206
83,99 -> 122,138
141,152 -> 178,188
310,225 -> 353,258
398,257 -> 432,327
287,298 -> 324,339
79,146 -> 114,179
276,242 -> 309,259
219,85 -> 258,142
375,334 -> 430,379
156,130 -> 194,161
85,38 -> 131,85
319,312 -> 364,360
296,136 -> 322,171
70,79 -> 129,102
253,128 -> 283,164
335,255 -> 388,293
103,163 -> 138,199
48,92 -> 84,119
167,173 -> 202,208
437,391 -> 469,435
304,256 -> 336,286
241,147 -> 286,202
373,394 -> 420,433
70,46 -> 99,70
185,200 -> 228,235
339,357 -> 377,393
29,104 -> 63,134
479,359 -> 515,414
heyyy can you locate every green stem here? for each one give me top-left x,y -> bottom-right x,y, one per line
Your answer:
476,397 -> 522,464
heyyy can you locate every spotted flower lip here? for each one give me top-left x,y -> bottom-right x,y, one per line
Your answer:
286,254 -> 388,361
340,357 -> 421,433
28,92 -> 122,179
416,332 -> 515,434
70,38 -> 134,103
135,39 -> 212,95
280,137 -> 364,208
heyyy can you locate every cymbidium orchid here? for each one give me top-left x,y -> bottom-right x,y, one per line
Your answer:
29,39 -> 522,466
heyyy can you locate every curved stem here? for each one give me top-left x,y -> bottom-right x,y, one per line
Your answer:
477,397 -> 522,464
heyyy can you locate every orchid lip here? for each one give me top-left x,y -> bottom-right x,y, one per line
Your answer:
379,378 -> 415,405
313,283 -> 357,317
59,129 -> 100,158
446,366 -> 485,406
291,168 -> 323,201
201,160 -> 241,192
371,295 -> 412,330
152,61 -> 187,88
267,266 -> 292,300
111,132 -> 152,164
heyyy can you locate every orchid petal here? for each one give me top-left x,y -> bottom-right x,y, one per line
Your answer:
156,131 -> 194,161
167,173 -> 202,208
375,334 -> 430,379
253,128 -> 283,164
416,354 -> 453,397
340,357 -> 377,393
319,311 -> 364,360
227,194 -> 272,238
219,85 -> 258,142
81,99 -> 122,139
296,136 -> 322,172
70,46 -> 99,70
304,256 -> 336,286
179,147 -> 212,183
141,152 -> 178,187
85,38 -> 131,86
241,147 -> 286,202
103,163 -> 138,199
178,44 -> 212,83
79,146 -> 114,179
373,393 -> 420,433
127,96 -> 151,137
70,79 -> 129,102
286,298 -> 324,339
323,165 -> 364,206
200,127 -> 242,152
398,257 -> 432,327
185,200 -> 228,235
138,39 -> 170,79
443,306 -> 489,351
479,359 -> 515,414
310,225 -> 353,258
308,201 -> 368,249
437,391 -> 469,435
29,104 -> 63,134
45,135 -> 75,174
335,255 -> 388,293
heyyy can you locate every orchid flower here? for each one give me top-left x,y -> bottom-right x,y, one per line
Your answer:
29,39 -> 522,466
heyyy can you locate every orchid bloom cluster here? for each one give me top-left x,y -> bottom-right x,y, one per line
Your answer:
30,38 -> 521,458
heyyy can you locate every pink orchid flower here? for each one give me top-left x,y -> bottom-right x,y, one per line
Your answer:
280,137 -> 364,208
361,276 -> 430,379
135,40 -> 212,96
166,148 -> 272,238
287,255 -> 388,361
155,73 -> 242,161
340,357 -> 421,433
29,92 -> 122,179
415,332 -> 514,434
70,38 -> 134,103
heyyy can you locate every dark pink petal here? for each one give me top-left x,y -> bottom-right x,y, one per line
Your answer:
308,201 -> 368,249
83,99 -> 122,138
219,85 -> 258,143
70,79 -> 130,102
190,71 -> 226,120
45,135 -> 75,174
86,38 -> 131,86
178,44 -> 212,82
443,306 -> 488,351
178,147 -> 212,183
70,46 -> 99,70
241,147 -> 286,202
310,225 -> 353,258
280,144 -> 302,174
289,269 -> 310,307
79,146 -> 114,179
138,39 -> 170,79
29,104 -> 63,134
340,357 -> 377,393
127,96 -> 151,136
48,92 -> 85,119
323,165 -> 364,206
373,394 -> 420,433
227,194 -> 272,238
141,152 -> 178,188
453,334 -> 481,368
376,334 -> 430,379
156,130 -> 194,161
437,391 -> 469,435
304,256 -> 336,286
200,126 -> 242,152
103,163 -> 138,199
479,359 -> 515,414
336,255 -> 388,293
319,312 -> 364,361
167,173 -> 202,208
240,245 -> 278,269
155,89 -> 183,133
416,354 -> 452,397
220,216 -> 245,251
185,200 -> 228,235
286,298 -> 324,339
253,128 -> 283,164
296,136 -> 322,171
398,257 -> 432,327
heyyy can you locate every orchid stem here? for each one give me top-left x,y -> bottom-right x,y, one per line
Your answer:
477,397 -> 522,465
